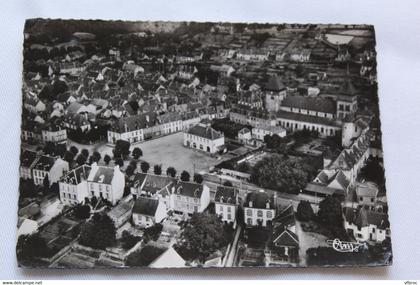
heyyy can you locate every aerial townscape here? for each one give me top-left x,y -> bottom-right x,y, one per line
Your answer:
17,19 -> 391,268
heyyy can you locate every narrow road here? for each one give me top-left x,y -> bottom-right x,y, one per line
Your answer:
224,224 -> 242,267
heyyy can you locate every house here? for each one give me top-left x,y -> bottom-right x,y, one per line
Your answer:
24,97 -> 46,114
87,163 -> 125,205
341,115 -> 370,148
252,124 -> 286,141
66,102 -> 90,115
214,186 -> 239,226
321,79 -> 358,120
32,156 -> 69,186
59,164 -> 91,205
62,113 -> 91,132
107,113 -> 158,144
184,121 -> 225,154
236,49 -> 270,61
171,181 -> 211,215
355,182 -> 379,209
20,150 -> 39,180
243,192 -> 276,227
280,96 -> 336,119
289,48 -> 311,62
209,64 -> 235,77
344,206 -> 390,244
42,125 -> 67,144
132,196 -> 167,228
108,196 -> 135,228
238,127 -> 252,144
131,173 -> 176,211
149,246 -> 187,268
269,228 -> 299,264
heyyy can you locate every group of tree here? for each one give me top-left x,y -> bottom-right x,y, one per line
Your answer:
175,212 -> 230,263
180,170 -> 190,182
79,213 -> 116,249
113,140 -> 131,159
166,167 -> 177,178
125,245 -> 166,267
264,134 -> 290,154
132,147 -> 143,159
360,157 -> 385,189
16,233 -> 51,266
193,173 -> 203,184
143,223 -> 163,243
153,165 -> 162,175
250,154 -> 314,194
211,118 -> 251,139
296,200 -> 314,222
120,230 -> 142,250
73,204 -> 91,219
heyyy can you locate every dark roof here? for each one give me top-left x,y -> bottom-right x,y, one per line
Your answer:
20,150 -> 38,168
132,197 -> 159,216
272,228 -> 299,247
186,124 -> 224,140
174,181 -> 203,198
215,186 -> 238,204
281,96 -> 336,114
61,164 -> 91,185
304,182 -> 344,196
142,174 -> 176,194
111,112 -> 158,133
345,207 -> 390,230
33,155 -> 56,171
273,204 -> 295,228
276,110 -> 340,127
264,76 -> 286,92
245,192 -> 275,209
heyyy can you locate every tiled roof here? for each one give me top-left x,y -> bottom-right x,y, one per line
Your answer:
215,186 -> 237,204
264,76 -> 286,92
276,110 -> 340,127
281,96 -> 336,114
89,166 -> 115,185
132,197 -> 159,216
346,207 -> 390,230
272,228 -> 299,247
33,155 -> 56,171
186,124 -> 224,140
61,164 -> 91,185
304,182 -> 344,196
355,182 -> 379,198
245,192 -> 275,209
111,112 -> 158,133
174,181 -> 203,198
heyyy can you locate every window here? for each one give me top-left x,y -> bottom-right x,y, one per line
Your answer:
357,233 -> 363,238
371,198 -> 374,202
247,218 -> 252,225
219,205 -> 223,212
267,211 -> 272,218
227,206 -> 231,213
246,209 -> 252,216
227,214 -> 232,220
345,105 -> 350,112
257,210 -> 263,217
372,228 -> 376,233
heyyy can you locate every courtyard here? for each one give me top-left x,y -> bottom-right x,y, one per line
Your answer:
136,132 -> 223,174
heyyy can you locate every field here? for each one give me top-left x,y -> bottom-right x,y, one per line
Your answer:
138,132 -> 223,174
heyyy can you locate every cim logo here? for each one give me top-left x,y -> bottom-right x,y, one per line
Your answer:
327,238 -> 366,253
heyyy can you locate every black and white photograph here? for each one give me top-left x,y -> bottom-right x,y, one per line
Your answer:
16,19 -> 392,269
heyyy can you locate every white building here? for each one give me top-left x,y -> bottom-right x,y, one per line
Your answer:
184,122 -> 225,154
32,156 -> 69,186
214,186 -> 239,226
243,192 -> 276,227
42,126 -> 67,144
20,150 -> 39,180
87,163 -> 125,205
344,207 -> 390,244
171,182 -> 211,215
132,196 -> 167,228
59,164 -> 91,205
252,124 -> 286,141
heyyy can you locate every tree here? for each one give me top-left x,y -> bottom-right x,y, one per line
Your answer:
74,204 -> 91,219
104,154 -> 111,165
121,230 -> 142,250
69,146 -> 79,156
63,151 -> 75,164
193,173 -> 203,184
180,170 -> 190,182
237,162 -> 250,173
132,147 -> 143,159
140,161 -> 150,173
76,154 -> 87,165
126,245 -> 166,267
17,233 -> 51,265
92,151 -> 101,163
317,196 -> 344,229
143,223 -> 163,243
79,213 -> 116,249
153,164 -> 162,175
113,139 -> 130,159
176,213 -> 229,262
166,167 -> 177,178
129,159 -> 137,170
125,165 -> 135,176
114,158 -> 124,167
250,154 -> 310,194
81,148 -> 89,159
296,200 -> 314,221
360,157 -> 385,188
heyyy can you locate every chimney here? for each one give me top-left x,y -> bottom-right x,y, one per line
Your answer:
124,123 -> 128,133
146,115 -> 150,122
266,201 -> 270,209
249,200 -> 253,208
